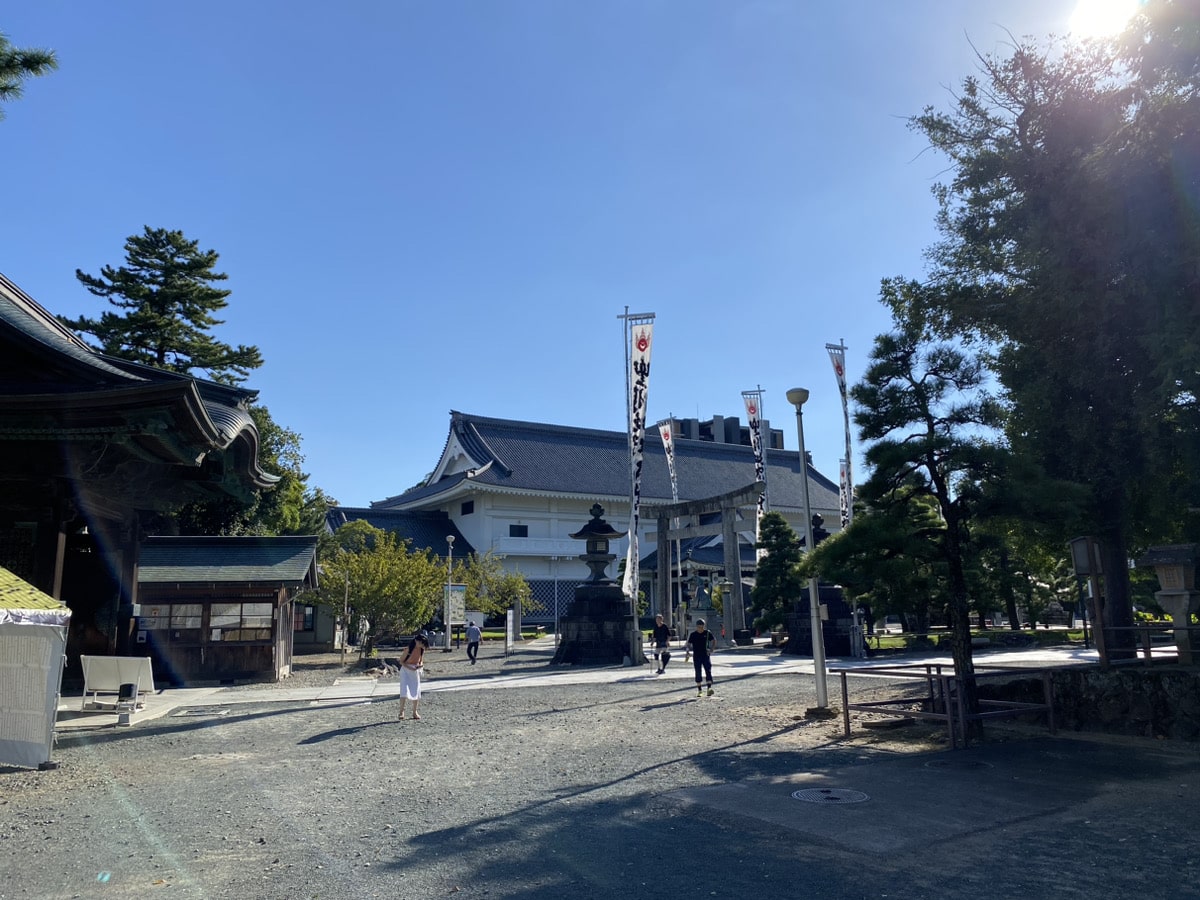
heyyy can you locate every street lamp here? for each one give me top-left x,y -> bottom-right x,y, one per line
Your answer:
342,565 -> 350,665
786,386 -> 828,708
444,535 -> 455,652
335,547 -> 351,665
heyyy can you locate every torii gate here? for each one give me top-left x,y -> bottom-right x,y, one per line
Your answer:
655,481 -> 764,643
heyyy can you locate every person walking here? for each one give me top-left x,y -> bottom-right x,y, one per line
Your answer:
465,620 -> 482,665
397,631 -> 430,720
651,613 -> 672,674
686,618 -> 716,696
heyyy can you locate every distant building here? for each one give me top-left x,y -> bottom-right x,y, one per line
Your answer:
332,411 -> 840,624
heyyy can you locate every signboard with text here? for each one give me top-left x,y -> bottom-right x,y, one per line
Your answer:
445,584 -> 466,625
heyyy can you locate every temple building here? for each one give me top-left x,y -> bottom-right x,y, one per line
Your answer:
0,272 -> 287,677
333,410 -> 841,624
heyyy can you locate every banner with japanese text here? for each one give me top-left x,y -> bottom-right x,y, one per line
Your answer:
622,323 -> 653,601
742,389 -> 767,557
657,418 -> 678,503
827,342 -> 853,527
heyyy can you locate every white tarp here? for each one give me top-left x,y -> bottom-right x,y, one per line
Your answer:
0,620 -> 68,768
0,606 -> 71,626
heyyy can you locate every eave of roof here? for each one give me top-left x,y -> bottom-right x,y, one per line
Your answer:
138,535 -> 319,586
324,508 -> 474,557
0,275 -> 277,492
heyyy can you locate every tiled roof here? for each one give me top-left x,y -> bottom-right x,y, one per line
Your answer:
0,272 -> 141,384
138,536 -> 319,585
377,411 -> 840,512
375,471 -> 470,508
325,508 -> 474,557
639,535 -> 761,573
0,272 -> 276,489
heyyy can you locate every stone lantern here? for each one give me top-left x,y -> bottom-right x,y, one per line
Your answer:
551,504 -> 648,667
1136,544 -> 1199,665
571,503 -> 623,583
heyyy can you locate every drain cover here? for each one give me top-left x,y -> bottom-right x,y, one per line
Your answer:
791,788 -> 870,804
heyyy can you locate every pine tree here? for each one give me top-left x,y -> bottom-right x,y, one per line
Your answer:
0,31 -> 56,119
750,512 -> 805,631
64,227 -> 263,384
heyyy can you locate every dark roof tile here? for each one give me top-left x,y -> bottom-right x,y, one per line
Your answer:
377,411 -> 840,512
139,536 -> 319,585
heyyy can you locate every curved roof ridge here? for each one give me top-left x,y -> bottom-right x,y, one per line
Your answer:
453,411 -> 512,476
453,410 -> 627,444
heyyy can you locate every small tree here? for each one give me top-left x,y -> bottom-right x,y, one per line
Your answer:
806,488 -> 947,633
750,512 -> 804,632
318,522 -> 444,654
459,551 -> 535,620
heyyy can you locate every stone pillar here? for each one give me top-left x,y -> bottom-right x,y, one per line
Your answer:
1156,591 -> 1200,665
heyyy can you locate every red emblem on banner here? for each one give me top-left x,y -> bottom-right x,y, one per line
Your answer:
661,428 -> 670,440
635,330 -> 650,352
747,403 -> 757,416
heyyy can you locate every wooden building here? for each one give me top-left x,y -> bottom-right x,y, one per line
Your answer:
137,536 -> 319,684
0,273 -> 278,672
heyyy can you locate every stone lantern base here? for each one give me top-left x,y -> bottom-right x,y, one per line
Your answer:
552,582 -> 647,666
1156,590 -> 1200,666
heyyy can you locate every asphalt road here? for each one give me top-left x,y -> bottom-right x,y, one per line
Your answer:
3,642 -> 1198,900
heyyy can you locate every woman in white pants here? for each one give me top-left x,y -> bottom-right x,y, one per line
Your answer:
398,631 -> 430,720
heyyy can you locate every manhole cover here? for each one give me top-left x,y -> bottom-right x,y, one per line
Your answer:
924,759 -> 994,770
791,788 -> 870,804
172,708 -> 231,718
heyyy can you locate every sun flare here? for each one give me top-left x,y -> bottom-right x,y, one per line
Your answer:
1068,0 -> 1142,37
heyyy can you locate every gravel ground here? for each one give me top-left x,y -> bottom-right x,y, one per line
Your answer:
2,642 -> 1190,900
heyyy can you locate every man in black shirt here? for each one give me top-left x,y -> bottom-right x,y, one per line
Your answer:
651,614 -> 672,674
686,618 -> 716,696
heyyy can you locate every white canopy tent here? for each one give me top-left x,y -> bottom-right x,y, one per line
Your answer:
0,566 -> 71,769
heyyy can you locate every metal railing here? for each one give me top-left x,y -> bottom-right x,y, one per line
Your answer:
1097,623 -> 1195,667
830,662 -> 1057,749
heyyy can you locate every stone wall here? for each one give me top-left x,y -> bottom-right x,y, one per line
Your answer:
981,666 -> 1200,741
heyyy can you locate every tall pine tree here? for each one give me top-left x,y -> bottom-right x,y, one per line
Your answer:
64,227 -> 263,384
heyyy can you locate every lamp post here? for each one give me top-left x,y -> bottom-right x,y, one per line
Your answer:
342,566 -> 350,665
786,387 -> 828,708
444,535 -> 455,652
335,546 -> 351,665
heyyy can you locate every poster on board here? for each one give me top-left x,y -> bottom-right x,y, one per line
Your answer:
444,584 -> 466,625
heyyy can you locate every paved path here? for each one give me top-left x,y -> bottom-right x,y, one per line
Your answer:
56,637 -> 1104,730
13,640 -> 1197,900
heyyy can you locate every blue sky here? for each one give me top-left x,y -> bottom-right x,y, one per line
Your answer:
1,1 -> 1120,507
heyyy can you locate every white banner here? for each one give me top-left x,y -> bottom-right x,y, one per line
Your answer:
839,459 -> 850,529
827,342 -> 853,527
658,418 -> 682,625
742,390 -> 767,557
657,419 -> 679,503
623,323 -> 653,601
